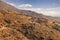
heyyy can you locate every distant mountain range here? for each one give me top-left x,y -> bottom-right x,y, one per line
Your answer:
0,0 -> 60,40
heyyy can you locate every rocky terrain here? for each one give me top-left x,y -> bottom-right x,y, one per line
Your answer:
0,0 -> 60,40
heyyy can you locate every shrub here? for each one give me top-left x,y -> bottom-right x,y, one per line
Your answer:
39,37 -> 44,40
52,24 -> 60,32
21,23 -> 35,30
6,25 -> 11,27
4,19 -> 11,24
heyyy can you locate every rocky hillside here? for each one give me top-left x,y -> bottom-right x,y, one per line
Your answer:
0,0 -> 60,40
47,16 -> 60,22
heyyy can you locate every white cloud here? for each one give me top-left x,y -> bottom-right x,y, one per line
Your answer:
19,7 -> 60,17
5,2 -> 60,17
44,7 -> 60,17
6,2 -> 16,7
18,4 -> 32,7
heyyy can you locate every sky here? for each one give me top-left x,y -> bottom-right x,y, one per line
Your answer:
3,0 -> 60,17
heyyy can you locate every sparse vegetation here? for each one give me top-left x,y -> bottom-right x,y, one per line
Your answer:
39,37 -> 44,40
4,19 -> 11,24
48,37 -> 53,40
52,24 -> 60,32
0,0 -> 60,40
21,23 -> 35,30
5,24 -> 11,27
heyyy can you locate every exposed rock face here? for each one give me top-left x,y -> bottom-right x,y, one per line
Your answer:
0,0 -> 60,40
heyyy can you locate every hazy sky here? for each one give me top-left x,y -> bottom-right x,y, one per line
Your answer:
3,0 -> 60,17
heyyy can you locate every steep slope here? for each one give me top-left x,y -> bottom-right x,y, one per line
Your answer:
53,17 -> 60,22
1,0 -> 60,22
0,0 -> 47,18
47,16 -> 60,22
19,10 -> 60,22
0,0 -> 22,14
0,0 -> 60,40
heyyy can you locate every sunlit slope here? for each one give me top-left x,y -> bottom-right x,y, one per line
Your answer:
0,0 -> 60,40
